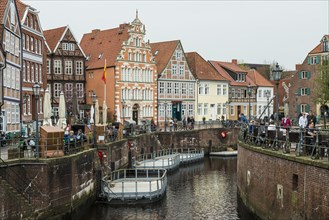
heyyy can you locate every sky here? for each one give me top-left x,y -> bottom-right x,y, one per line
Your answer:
24,0 -> 329,71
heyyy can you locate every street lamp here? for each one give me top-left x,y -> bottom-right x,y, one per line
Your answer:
295,91 -> 299,123
265,90 -> 270,121
92,92 -> 97,148
32,82 -> 41,159
247,83 -> 252,121
164,102 -> 168,132
272,63 -> 283,150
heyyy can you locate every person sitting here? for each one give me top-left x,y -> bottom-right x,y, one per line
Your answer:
76,129 -> 86,147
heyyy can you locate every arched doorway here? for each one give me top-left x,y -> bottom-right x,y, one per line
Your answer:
132,104 -> 139,125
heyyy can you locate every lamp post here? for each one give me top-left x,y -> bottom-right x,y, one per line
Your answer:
225,101 -> 230,121
32,82 -> 41,159
265,90 -> 270,121
272,63 -> 283,150
20,94 -> 28,137
295,91 -> 299,123
164,102 -> 168,132
92,92 -> 97,148
247,83 -> 252,121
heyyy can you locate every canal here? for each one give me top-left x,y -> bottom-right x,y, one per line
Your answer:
84,156 -> 256,220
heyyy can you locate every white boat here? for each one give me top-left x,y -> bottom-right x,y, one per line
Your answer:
209,151 -> 238,157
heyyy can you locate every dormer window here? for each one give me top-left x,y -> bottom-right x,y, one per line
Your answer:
98,53 -> 103,59
236,73 -> 245,82
323,40 -> 329,52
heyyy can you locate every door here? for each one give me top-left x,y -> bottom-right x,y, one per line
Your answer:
172,102 -> 182,121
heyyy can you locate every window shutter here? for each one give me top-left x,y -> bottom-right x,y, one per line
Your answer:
307,71 -> 311,79
306,104 -> 310,113
298,71 -> 301,79
307,88 -> 311,95
297,88 -> 301,96
307,57 -> 311,65
316,56 -> 320,64
297,105 -> 301,113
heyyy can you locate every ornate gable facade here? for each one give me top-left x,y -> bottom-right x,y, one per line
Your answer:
151,40 -> 196,125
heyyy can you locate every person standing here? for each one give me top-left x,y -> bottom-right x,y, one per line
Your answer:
281,115 -> 291,129
307,110 -> 316,125
299,113 -> 308,129
169,118 -> 174,132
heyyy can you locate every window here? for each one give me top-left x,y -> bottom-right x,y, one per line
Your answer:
14,36 -> 19,56
31,63 -> 34,82
300,71 -> 308,79
182,104 -> 186,116
27,95 -> 31,115
300,104 -> 308,113
223,85 -> 227,95
39,97 -> 43,113
198,104 -> 202,116
69,43 -> 75,51
189,83 -> 194,96
76,61 -> 83,75
172,64 -> 177,74
65,60 -> 72,75
54,60 -> 62,74
217,104 -> 221,115
65,83 -> 73,98
159,82 -> 164,94
188,104 -> 193,116
159,105 -> 164,117
230,106 -> 234,115
54,83 -> 62,97
47,59 -> 51,74
217,84 -> 222,95
27,62 -> 30,81
199,84 -> 204,95
10,2 -> 15,25
39,65 -> 42,83
23,61 -> 26,82
62,43 -> 68,50
167,82 -> 172,94
76,83 -> 84,98
31,37 -> 34,52
258,90 -> 262,98
205,84 -> 209,95
22,34 -> 25,50
300,88 -> 310,96
223,104 -> 227,115
174,83 -> 179,94
179,65 -> 184,75
324,41 -> 329,52
204,104 -> 208,115
182,83 -> 186,95
231,89 -> 235,98
176,50 -> 182,60
35,64 -> 39,83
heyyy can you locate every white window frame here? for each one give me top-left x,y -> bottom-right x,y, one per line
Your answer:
54,83 -> 61,97
76,83 -> 84,98
54,60 -> 62,74
65,60 -> 73,75
76,61 -> 83,75
159,82 -> 164,94
198,104 -> 202,116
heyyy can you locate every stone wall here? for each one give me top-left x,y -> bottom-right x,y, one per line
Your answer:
237,142 -> 329,220
0,149 -> 100,219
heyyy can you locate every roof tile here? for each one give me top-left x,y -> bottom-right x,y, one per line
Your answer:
150,40 -> 179,74
43,26 -> 67,52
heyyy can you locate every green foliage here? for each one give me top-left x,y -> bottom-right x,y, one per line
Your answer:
314,60 -> 329,105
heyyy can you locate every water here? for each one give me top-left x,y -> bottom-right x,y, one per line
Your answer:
84,157 -> 256,220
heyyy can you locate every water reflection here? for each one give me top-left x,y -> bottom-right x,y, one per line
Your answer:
84,157 -> 253,220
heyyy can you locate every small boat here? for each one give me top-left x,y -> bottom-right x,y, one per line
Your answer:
209,151 -> 238,157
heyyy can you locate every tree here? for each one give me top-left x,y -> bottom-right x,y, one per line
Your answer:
314,59 -> 329,127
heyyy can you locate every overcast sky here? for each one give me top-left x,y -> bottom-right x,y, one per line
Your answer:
25,0 -> 328,70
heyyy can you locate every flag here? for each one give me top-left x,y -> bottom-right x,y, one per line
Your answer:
102,59 -> 107,84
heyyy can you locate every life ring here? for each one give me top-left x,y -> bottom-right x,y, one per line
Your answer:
220,131 -> 227,139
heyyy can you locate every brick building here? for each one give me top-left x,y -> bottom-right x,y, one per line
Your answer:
16,0 -> 46,136
80,12 -> 157,125
0,0 -> 22,132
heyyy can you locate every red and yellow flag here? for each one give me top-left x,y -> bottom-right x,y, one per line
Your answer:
102,59 -> 107,84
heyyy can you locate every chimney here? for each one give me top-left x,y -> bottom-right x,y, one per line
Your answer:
295,64 -> 301,70
91,29 -> 100,34
232,59 -> 237,65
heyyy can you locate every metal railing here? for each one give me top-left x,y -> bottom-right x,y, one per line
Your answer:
239,123 -> 329,161
102,168 -> 167,202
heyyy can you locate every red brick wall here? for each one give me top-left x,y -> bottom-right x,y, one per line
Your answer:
237,143 -> 329,219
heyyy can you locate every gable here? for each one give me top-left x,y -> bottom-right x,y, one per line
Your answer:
3,0 -> 21,36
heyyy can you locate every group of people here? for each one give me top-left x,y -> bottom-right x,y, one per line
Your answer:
64,128 -> 86,151
168,116 -> 195,131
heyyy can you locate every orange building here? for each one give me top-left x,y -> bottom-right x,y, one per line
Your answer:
80,12 -> 157,124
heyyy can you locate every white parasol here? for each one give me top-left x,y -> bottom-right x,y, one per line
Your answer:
116,106 -> 121,123
102,100 -> 107,125
90,105 -> 94,124
56,91 -> 67,129
43,89 -> 52,126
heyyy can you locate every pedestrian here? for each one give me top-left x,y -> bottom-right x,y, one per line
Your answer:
169,118 -> 174,132
281,115 -> 291,129
173,118 -> 178,131
307,110 -> 316,125
182,116 -> 187,130
76,129 -> 86,146
187,116 -> 191,129
191,116 -> 195,129
298,112 -> 308,129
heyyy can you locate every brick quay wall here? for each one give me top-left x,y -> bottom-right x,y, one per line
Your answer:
237,142 -> 329,220
1,127 -> 238,219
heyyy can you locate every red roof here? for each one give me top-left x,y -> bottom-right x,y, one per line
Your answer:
309,35 -> 329,54
209,60 -> 255,86
43,26 -> 67,52
150,40 -> 179,74
0,0 -> 8,24
80,24 -> 130,70
185,52 -> 227,81
247,69 -> 273,87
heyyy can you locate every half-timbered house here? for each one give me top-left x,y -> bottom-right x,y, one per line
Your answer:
150,40 -> 195,126
44,25 -> 86,124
